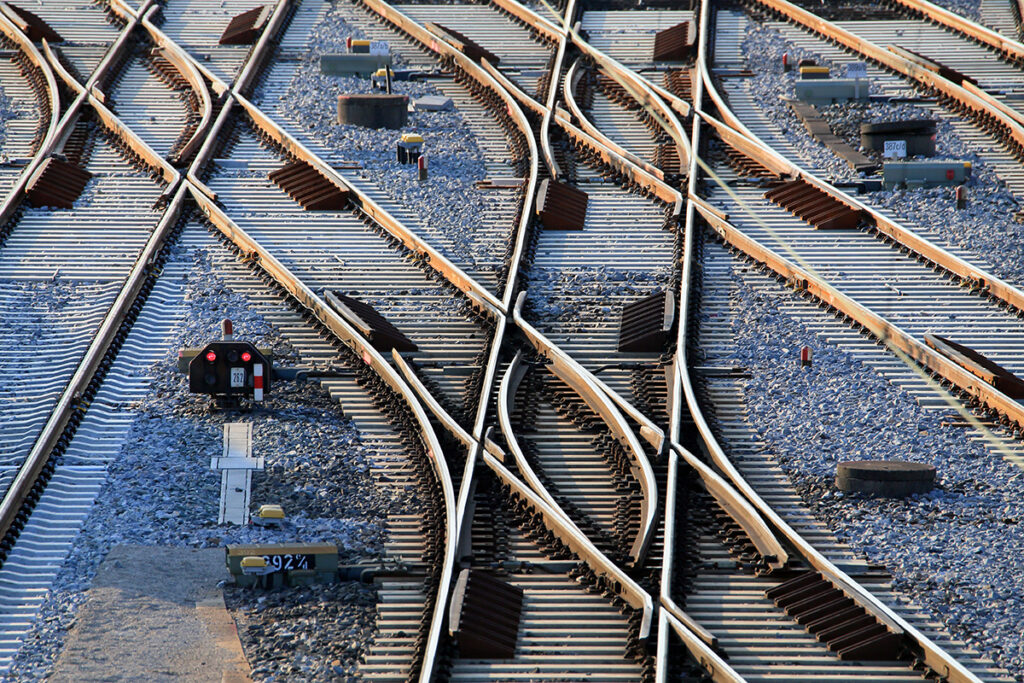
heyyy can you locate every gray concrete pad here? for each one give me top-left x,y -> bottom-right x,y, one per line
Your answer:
50,545 -> 250,682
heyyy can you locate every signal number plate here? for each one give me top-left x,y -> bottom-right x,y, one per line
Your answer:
230,367 -> 245,388
262,553 -> 312,573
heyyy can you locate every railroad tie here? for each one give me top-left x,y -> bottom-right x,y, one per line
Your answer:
765,571 -> 905,660
764,178 -> 864,230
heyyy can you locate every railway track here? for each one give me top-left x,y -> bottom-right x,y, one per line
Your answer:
1,0 -> 1024,680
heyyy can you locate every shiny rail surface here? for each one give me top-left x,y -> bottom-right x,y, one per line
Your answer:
1,0 -> 1022,680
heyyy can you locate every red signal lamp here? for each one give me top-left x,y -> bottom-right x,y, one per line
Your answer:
241,351 -> 252,362
205,350 -> 217,362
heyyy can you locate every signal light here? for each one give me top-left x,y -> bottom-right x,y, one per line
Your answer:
205,350 -> 217,362
241,351 -> 252,362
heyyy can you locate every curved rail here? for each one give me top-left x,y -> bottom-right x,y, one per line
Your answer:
678,4 -> 984,681
482,58 -> 683,211
42,45 -> 180,190
497,351 -> 591,535
0,13 -> 60,223
672,443 -> 788,569
356,0 -> 545,613
697,0 -> 1024,432
483,451 -> 654,639
512,292 -> 658,567
189,186 -> 456,683
492,0 -> 693,140
538,0 -> 575,178
563,58 -> 667,180
138,15 -> 214,164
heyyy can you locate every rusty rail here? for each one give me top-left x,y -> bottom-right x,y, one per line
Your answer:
491,0 -> 693,140
235,0 -> 292,96
42,44 -> 180,190
679,4 -> 984,681
563,58 -> 667,180
889,0 -> 1024,62
481,58 -> 683,211
513,292 -> 659,567
699,4 -> 1024,325
236,92 -> 503,314
483,452 -> 654,638
688,195 -> 994,682
0,182 -> 189,545
137,15 -> 215,163
353,4 -> 547,632
190,186 -> 456,683
749,0 -> 1024,154
0,12 -> 60,226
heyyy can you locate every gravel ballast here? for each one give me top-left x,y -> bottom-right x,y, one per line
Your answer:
259,1 -> 508,277
5,237 -> 392,681
738,17 -> 1024,287
707,238 -> 1024,677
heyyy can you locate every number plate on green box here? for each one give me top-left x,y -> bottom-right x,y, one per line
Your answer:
262,553 -> 312,572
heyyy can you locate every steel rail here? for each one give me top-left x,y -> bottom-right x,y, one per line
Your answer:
888,0 -> 1024,63
137,17 -> 215,164
536,0 -> 577,179
400,344 -> 667,653
166,5 -> 458,677
538,0 -> 576,178
674,4 -> 985,681
0,182 -> 189,545
672,442 -> 787,568
497,351 -> 589,533
749,0 -> 1024,153
0,0 -> 198,550
235,0 -> 293,97
563,57 -> 668,181
512,292 -> 659,567
41,43 -> 181,191
658,0 -> 718,676
697,4 -> 1024,317
0,9 -> 59,211
696,5 -> 1024,430
483,451 -> 655,639
107,0 -> 234,97
663,609 -> 744,683
124,0 -> 506,322
353,4 -> 547,637
659,456 -> 720,652
686,194 -> 988,682
233,93 -> 502,315
490,0 -> 694,134
481,58 -> 683,210
189,186 -> 455,683
491,0 -> 693,160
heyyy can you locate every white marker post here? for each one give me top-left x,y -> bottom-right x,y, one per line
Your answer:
253,363 -> 264,402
